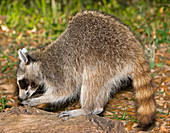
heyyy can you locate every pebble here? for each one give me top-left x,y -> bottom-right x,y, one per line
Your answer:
155,121 -> 160,127
162,109 -> 169,114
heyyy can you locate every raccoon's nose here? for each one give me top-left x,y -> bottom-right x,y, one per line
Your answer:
26,92 -> 30,96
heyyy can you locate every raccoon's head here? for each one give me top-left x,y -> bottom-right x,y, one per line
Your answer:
17,48 -> 42,100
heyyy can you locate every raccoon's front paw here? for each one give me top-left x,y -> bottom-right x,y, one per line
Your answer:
21,99 -> 36,106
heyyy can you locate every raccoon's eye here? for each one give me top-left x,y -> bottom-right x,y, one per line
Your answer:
18,78 -> 29,90
31,82 -> 36,88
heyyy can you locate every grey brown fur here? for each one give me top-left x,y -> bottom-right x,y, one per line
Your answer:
17,11 -> 156,128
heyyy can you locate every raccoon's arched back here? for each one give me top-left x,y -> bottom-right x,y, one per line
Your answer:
58,11 -> 141,66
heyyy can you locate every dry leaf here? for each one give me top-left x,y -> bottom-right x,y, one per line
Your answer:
160,126 -> 168,133
17,33 -> 23,40
161,86 -> 170,95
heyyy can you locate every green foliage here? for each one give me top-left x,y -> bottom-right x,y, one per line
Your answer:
123,97 -> 128,100
159,91 -> 164,94
156,63 -> 164,68
0,51 -> 17,74
130,98 -> 135,101
0,91 -> 11,111
106,107 -> 137,125
112,107 -> 128,120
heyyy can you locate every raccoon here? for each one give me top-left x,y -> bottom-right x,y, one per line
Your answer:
17,11 -> 156,128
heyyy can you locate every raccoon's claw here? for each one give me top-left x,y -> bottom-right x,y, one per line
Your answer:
59,111 -> 69,118
59,111 -> 70,120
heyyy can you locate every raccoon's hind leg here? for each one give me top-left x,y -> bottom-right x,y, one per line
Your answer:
132,61 -> 156,128
59,66 -> 111,119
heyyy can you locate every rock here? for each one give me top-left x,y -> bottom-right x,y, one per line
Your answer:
0,106 -> 126,133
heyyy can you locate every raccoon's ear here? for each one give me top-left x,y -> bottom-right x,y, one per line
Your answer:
18,48 -> 28,64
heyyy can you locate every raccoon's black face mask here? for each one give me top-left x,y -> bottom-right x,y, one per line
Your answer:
17,78 -> 39,100
17,78 -> 45,100
17,48 -> 44,100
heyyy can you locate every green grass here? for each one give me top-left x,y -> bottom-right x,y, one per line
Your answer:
0,91 -> 12,111
105,107 -> 137,125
